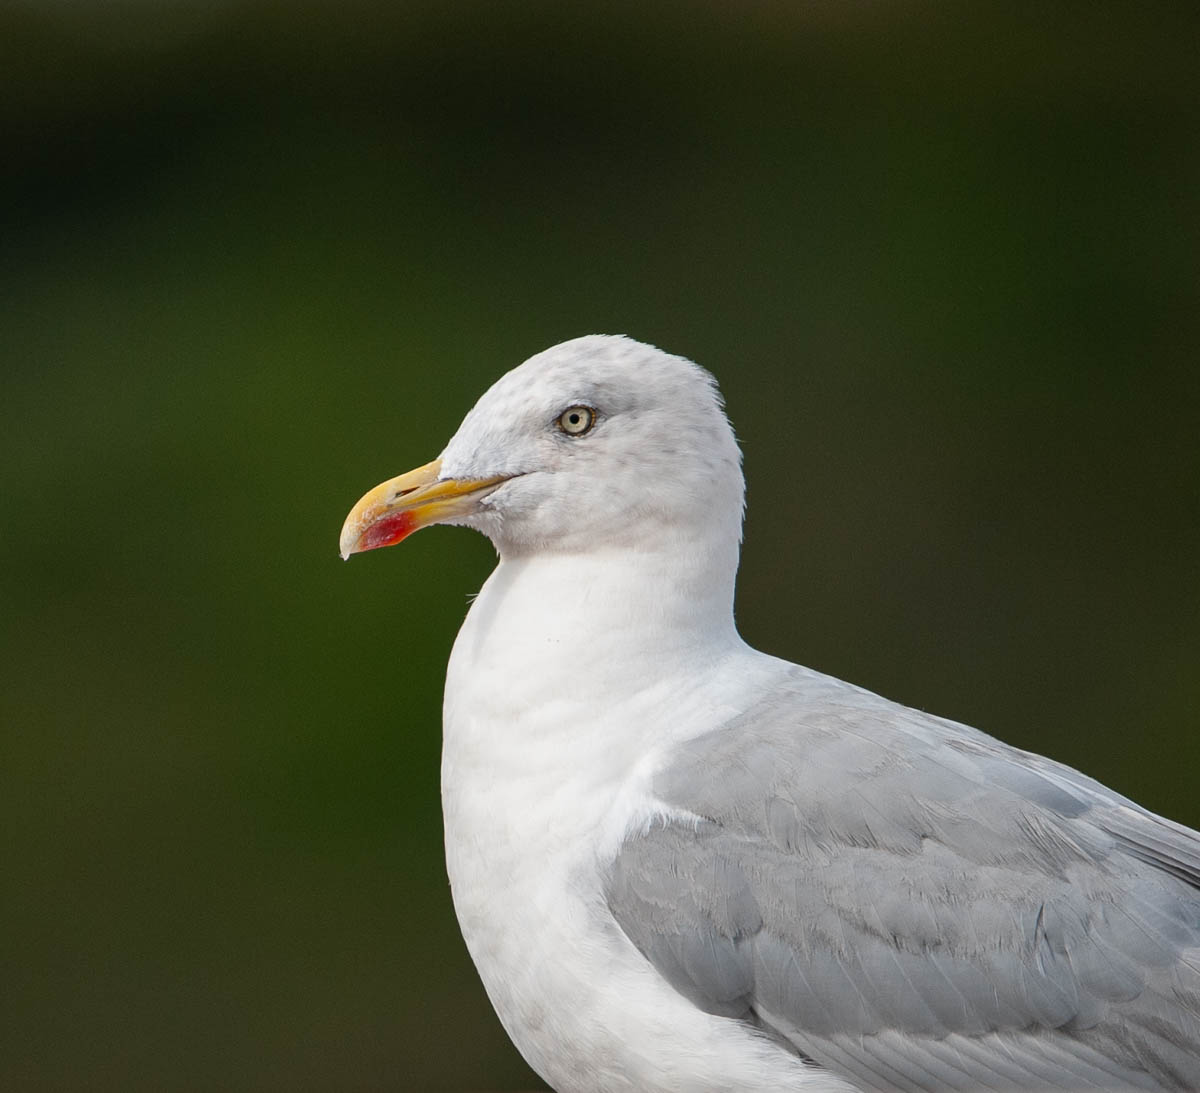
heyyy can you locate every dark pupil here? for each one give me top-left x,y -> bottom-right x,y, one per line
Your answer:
569,413 -> 581,426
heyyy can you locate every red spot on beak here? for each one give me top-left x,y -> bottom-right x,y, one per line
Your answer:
358,510 -> 418,553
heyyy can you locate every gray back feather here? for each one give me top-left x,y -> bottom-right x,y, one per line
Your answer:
605,667 -> 1200,1090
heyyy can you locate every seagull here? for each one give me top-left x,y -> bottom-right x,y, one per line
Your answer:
339,335 -> 1200,1092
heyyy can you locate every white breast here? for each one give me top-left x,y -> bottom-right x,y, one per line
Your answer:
439,553 -> 856,1093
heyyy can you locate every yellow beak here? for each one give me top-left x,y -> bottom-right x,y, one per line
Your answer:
339,458 -> 507,559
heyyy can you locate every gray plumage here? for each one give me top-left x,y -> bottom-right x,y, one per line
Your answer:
607,665 -> 1200,1090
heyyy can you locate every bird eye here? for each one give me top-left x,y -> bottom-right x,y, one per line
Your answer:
557,405 -> 596,437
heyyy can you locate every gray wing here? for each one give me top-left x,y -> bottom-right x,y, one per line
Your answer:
605,668 -> 1200,1090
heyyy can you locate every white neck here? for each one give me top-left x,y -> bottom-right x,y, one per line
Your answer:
451,535 -> 738,709
441,536 -> 747,835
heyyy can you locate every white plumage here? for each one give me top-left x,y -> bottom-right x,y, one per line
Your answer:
340,336 -> 1200,1092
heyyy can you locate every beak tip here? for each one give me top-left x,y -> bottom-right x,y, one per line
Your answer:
338,523 -> 361,561
338,458 -> 443,563
339,528 -> 366,560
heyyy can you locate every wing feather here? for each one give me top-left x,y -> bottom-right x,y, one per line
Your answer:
605,668 -> 1200,1089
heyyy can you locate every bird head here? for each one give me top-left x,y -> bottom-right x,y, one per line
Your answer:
339,335 -> 745,561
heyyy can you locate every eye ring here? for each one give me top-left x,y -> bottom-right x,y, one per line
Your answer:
557,405 -> 596,437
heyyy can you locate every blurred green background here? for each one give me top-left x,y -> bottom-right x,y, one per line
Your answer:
2,2 -> 1198,1089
